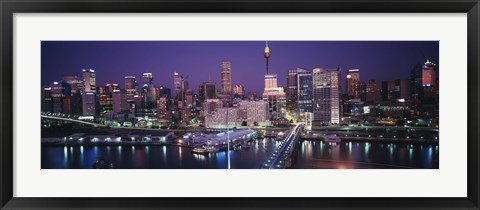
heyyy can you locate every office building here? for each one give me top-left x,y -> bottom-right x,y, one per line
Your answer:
346,69 -> 361,98
313,68 -> 340,124
199,82 -> 217,101
124,76 -> 139,101
82,69 -> 96,92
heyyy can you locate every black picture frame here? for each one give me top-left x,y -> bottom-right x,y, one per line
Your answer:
1,0 -> 479,209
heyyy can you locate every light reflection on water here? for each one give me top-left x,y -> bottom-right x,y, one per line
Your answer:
296,140 -> 438,169
41,139 -> 438,169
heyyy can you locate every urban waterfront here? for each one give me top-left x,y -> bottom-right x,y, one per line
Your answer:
41,139 -> 438,169
41,41 -> 439,169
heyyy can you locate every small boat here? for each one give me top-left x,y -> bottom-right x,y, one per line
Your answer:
92,159 -> 114,169
324,135 -> 341,143
192,146 -> 218,154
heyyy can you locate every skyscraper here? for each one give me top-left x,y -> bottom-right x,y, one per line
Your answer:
363,80 -> 381,105
286,69 -> 298,116
422,59 -> 438,102
297,69 -> 313,114
199,82 -> 217,101
41,87 -> 53,113
220,61 -> 232,95
346,69 -> 360,99
410,63 -> 423,101
142,73 -> 153,85
233,85 -> 245,97
124,76 -> 139,102
51,81 -> 70,114
82,92 -> 97,116
62,76 -> 84,95
313,68 -> 340,124
112,89 -> 128,114
174,71 -> 187,103
82,69 -> 96,92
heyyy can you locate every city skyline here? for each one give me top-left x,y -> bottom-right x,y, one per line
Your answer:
41,41 -> 439,95
41,41 -> 440,169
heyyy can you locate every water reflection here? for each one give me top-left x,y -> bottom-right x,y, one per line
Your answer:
296,140 -> 438,169
41,139 -> 438,169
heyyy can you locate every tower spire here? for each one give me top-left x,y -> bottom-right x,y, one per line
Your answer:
264,41 -> 271,75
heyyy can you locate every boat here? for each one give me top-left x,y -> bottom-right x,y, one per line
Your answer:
323,135 -> 341,143
92,159 -> 114,169
192,146 -> 219,154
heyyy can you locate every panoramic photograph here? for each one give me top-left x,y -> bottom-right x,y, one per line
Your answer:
41,41 -> 439,169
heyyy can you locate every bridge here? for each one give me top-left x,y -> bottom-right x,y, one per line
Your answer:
262,123 -> 304,169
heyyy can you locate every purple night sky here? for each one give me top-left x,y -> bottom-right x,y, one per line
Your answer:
41,41 -> 439,95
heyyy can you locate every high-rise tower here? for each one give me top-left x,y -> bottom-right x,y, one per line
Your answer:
264,41 -> 271,74
220,61 -> 232,95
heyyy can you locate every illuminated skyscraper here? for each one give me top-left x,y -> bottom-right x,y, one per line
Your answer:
346,69 -> 360,98
51,81 -> 71,114
422,59 -> 438,102
142,73 -> 153,85
62,76 -> 84,95
233,85 -> 245,97
82,69 -> 96,92
286,69 -> 299,116
297,69 -> 313,114
124,76 -> 138,101
174,71 -> 188,103
313,68 -> 340,124
220,61 -> 232,95
112,89 -> 128,114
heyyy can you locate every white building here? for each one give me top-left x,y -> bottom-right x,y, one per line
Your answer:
238,100 -> 270,126
205,107 -> 239,129
262,74 -> 286,120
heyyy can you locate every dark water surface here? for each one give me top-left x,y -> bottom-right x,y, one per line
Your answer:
41,139 -> 439,169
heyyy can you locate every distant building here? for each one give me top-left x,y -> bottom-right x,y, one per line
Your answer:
313,68 -> 340,124
112,89 -> 128,114
422,59 -> 438,102
220,61 -> 232,95
362,80 -> 381,105
286,69 -> 298,116
82,69 -> 96,92
157,97 -> 170,125
41,87 -> 53,113
238,100 -> 269,126
205,107 -> 239,129
233,85 -> 245,98
410,63 -> 423,101
382,79 -> 409,102
199,82 -> 217,101
201,99 -> 223,118
297,69 -> 313,114
62,76 -> 84,94
262,74 -> 286,120
142,72 -> 153,85
124,76 -> 138,102
346,69 -> 361,98
51,81 -> 71,114
158,86 -> 171,99
173,71 -> 188,104
82,92 -> 97,116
